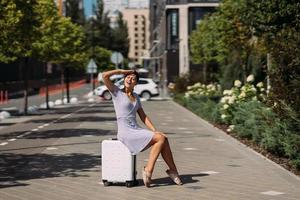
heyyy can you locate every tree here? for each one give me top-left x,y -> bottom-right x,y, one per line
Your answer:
242,0 -> 300,111
0,0 -> 47,114
189,0 -> 266,88
0,0 -> 23,63
65,0 -> 85,25
50,17 -> 87,103
110,12 -> 129,58
190,14 -> 222,83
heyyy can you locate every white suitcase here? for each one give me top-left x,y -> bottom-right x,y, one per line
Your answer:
101,139 -> 138,187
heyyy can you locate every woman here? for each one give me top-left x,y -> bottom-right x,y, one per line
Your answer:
102,69 -> 182,187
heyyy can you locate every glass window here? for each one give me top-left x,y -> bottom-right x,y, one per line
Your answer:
138,80 -> 148,84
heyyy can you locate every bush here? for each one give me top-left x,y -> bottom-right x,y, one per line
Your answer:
231,101 -> 286,155
174,94 -> 221,123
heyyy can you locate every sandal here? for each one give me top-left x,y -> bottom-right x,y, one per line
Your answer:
166,169 -> 183,185
142,167 -> 152,187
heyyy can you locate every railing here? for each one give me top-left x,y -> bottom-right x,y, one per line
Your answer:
166,0 -> 220,5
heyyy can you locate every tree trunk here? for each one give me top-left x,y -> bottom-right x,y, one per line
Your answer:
23,58 -> 29,115
45,62 -> 50,109
203,62 -> 207,83
66,67 -> 70,103
60,64 -> 65,103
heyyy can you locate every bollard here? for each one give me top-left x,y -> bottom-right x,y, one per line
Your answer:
5,90 -> 8,103
0,90 -> 3,104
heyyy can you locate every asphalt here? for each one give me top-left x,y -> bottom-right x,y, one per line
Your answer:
0,96 -> 299,200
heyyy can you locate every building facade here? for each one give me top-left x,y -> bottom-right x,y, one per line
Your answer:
149,0 -> 220,84
122,9 -> 150,65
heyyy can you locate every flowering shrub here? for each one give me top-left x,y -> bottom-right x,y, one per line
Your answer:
184,82 -> 221,99
219,74 -> 268,124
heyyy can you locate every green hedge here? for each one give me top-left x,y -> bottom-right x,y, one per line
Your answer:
174,94 -> 300,170
174,94 -> 221,123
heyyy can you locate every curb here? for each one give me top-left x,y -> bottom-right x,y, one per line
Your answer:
171,100 -> 300,181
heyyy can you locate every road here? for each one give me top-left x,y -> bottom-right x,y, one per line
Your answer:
0,84 -> 93,113
0,87 -> 299,200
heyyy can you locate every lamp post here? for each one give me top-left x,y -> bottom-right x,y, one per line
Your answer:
89,14 -> 97,95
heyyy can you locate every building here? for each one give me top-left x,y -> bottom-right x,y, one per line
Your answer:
149,0 -> 220,84
122,8 -> 150,65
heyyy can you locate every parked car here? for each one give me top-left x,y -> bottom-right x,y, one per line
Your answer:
95,78 -> 159,100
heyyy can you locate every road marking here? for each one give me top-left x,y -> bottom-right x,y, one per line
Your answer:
44,123 -> 50,126
183,147 -> 197,151
17,131 -> 31,138
83,135 -> 93,137
31,128 -> 39,132
46,147 -> 58,151
178,127 -> 188,130
0,142 -> 8,146
8,138 -> 16,142
200,171 -> 219,175
38,125 -> 45,129
183,131 -> 193,134
261,191 -> 284,196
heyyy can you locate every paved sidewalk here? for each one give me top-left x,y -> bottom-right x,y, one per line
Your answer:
0,100 -> 299,200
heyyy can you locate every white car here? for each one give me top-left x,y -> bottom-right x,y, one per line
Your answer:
95,78 -> 159,100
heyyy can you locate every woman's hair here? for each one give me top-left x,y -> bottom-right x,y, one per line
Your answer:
124,70 -> 139,83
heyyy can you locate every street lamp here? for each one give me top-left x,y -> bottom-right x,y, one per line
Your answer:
140,50 -> 168,98
89,14 -> 97,95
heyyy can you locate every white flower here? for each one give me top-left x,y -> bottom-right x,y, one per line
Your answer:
239,91 -> 246,98
251,87 -> 257,92
223,104 -> 229,109
221,114 -> 227,119
227,128 -> 232,132
184,93 -> 190,98
229,125 -> 235,130
252,96 -> 257,101
195,83 -> 201,87
234,80 -> 242,87
228,96 -> 235,104
260,88 -> 265,92
256,82 -> 264,88
223,90 -> 230,95
187,86 -> 192,90
267,85 -> 271,90
220,97 -> 227,103
246,74 -> 254,82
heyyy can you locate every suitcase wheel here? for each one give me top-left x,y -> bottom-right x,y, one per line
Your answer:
103,180 -> 112,186
125,181 -> 135,187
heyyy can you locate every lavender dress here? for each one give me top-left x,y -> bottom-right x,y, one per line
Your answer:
110,85 -> 154,155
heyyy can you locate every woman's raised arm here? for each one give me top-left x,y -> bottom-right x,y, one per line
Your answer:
102,69 -> 134,93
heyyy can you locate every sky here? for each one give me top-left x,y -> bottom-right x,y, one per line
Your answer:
83,0 -> 97,18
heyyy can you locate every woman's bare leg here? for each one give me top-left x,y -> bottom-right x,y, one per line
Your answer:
144,132 -> 178,174
161,138 -> 178,173
144,133 -> 166,174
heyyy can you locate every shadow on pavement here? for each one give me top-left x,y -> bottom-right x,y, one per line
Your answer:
0,128 -> 116,141
150,173 -> 209,187
0,152 -> 101,189
27,116 -> 117,124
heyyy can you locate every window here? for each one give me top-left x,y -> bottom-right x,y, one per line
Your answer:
134,15 -> 138,19
135,33 -> 138,37
138,80 -> 148,84
135,40 -> 138,44
135,46 -> 138,50
135,52 -> 138,56
135,27 -> 138,31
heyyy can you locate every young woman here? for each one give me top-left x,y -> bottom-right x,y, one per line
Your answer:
102,69 -> 182,187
